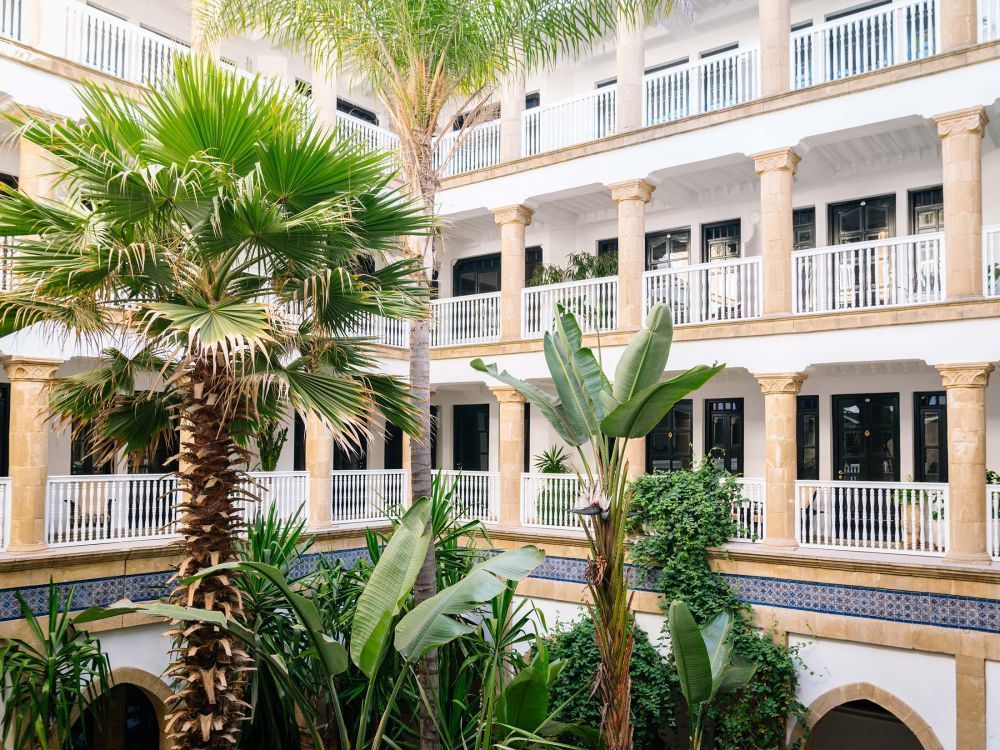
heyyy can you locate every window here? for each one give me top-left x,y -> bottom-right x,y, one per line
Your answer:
910,186 -> 943,234
791,20 -> 814,32
914,392 -> 947,482
705,399 -> 744,474
596,78 -> 616,89
333,441 -> 367,471
336,98 -> 378,126
384,422 -> 403,470
797,396 -> 819,480
0,383 -> 8,476
645,57 -> 690,76
645,228 -> 690,270
833,394 -> 899,482
702,219 -> 741,262
525,246 -> 543,284
293,414 -> 306,472
294,78 -> 313,99
828,195 -> 895,244
453,404 -> 489,471
523,404 -> 531,473
453,253 -> 501,296
700,42 -> 739,59
597,238 -> 618,258
525,92 -> 540,109
453,103 -> 501,131
826,0 -> 891,22
646,400 -> 694,473
793,208 -> 816,251
0,173 -> 17,190
71,420 -> 113,475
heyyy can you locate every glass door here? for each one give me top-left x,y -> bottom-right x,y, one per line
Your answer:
828,195 -> 896,307
914,392 -> 947,483
796,396 -> 820,480
646,400 -> 693,473
453,404 -> 489,471
705,398 -> 744,474
833,394 -> 899,482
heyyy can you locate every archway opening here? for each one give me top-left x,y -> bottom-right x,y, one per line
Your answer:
71,683 -> 160,750
809,699 -> 923,750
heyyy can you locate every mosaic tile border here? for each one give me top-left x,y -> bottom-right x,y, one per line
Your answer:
2,549 -> 999,635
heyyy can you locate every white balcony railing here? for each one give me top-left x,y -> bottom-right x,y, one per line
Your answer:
331,469 -> 406,525
0,477 -> 10,552
335,112 -> 400,154
983,0 -> 1000,42
522,276 -> 618,338
732,477 -> 765,542
983,225 -> 1000,297
793,233 -> 944,314
520,473 -> 582,530
643,257 -> 762,325
64,1 -> 190,86
438,470 -> 498,523
989,484 -> 1000,560
522,86 -> 616,157
431,293 -> 501,347
644,45 -> 759,126
351,312 -> 410,348
791,0 -> 939,90
0,0 -> 21,40
795,480 -> 948,555
435,120 -> 501,178
239,470 -> 308,522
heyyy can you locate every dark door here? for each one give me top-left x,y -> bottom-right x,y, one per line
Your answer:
645,228 -> 691,271
705,398 -> 744,475
833,394 -> 899,482
910,186 -> 943,234
0,383 -> 9,476
333,441 -> 368,471
293,413 -> 306,472
384,422 -> 403,470
828,195 -> 895,245
797,395 -> 820,480
914,392 -> 947,483
452,253 -> 500,296
453,404 -> 489,471
646,400 -> 694,473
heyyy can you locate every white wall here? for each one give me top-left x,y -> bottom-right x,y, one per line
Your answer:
987,660 -> 1000,750
98,622 -> 172,678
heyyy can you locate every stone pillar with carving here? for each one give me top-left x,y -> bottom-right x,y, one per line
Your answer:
305,413 -> 334,530
499,72 -> 526,162
494,205 -> 534,341
935,107 -> 988,300
941,0 -> 979,51
753,147 -> 800,317
2,357 -> 61,552
615,8 -> 645,133
492,386 -> 527,528
609,179 -> 655,330
755,372 -> 806,548
759,0 -> 791,98
937,363 -> 994,563
19,137 -> 62,202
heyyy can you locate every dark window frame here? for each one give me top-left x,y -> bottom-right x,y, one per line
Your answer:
452,252 -> 501,296
704,398 -> 745,475
452,403 -> 490,471
793,207 -> 817,251
832,392 -> 901,482
797,395 -> 820,480
701,219 -> 742,262
645,226 -> 691,270
908,185 -> 944,235
646,399 -> 694,473
336,98 -> 378,126
827,193 -> 896,245
913,391 -> 948,483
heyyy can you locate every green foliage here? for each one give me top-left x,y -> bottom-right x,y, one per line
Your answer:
527,251 -> 619,288
545,616 -> 675,750
630,463 -> 809,750
0,583 -> 112,750
534,446 -> 573,473
255,420 -> 289,472
987,468 -> 1000,484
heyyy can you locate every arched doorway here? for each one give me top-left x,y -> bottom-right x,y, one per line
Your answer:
808,699 -> 922,749
71,683 -> 160,750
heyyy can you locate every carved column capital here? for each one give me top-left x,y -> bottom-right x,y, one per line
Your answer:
934,107 -> 988,139
492,204 -> 534,227
608,178 -> 655,204
755,372 -> 807,395
752,147 -> 800,176
1,356 -> 62,382
936,363 -> 994,389
490,385 -> 527,405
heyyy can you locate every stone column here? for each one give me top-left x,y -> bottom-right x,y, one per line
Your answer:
304,413 -> 334,530
493,205 -> 533,341
755,372 -> 806,548
935,107 -> 988,300
18,138 -> 61,202
499,72 -> 525,162
941,0 -> 979,51
615,8 -> 645,133
2,357 -> 61,552
759,0 -> 791,98
624,438 -> 646,482
311,63 -> 339,130
753,147 -> 800,316
492,386 -> 526,528
609,179 -> 655,330
937,363 -> 993,563
956,655 -> 987,750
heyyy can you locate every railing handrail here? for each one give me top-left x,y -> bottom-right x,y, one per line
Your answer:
67,1 -> 191,51
643,255 -> 762,277
432,291 -> 501,305
796,479 -> 948,490
246,470 -> 309,478
522,274 -> 618,295
435,118 -> 500,144
643,43 -> 760,83
332,468 -> 407,476
790,0 -> 930,40
521,471 -> 578,480
523,83 -> 618,117
438,469 -> 498,477
793,232 -> 944,258
983,223 -> 1000,233
47,472 -> 177,482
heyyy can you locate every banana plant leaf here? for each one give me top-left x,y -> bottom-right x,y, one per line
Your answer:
602,364 -> 724,439
668,600 -> 714,706
612,303 -> 674,402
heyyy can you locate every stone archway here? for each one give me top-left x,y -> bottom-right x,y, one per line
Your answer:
791,682 -> 944,750
66,667 -> 173,750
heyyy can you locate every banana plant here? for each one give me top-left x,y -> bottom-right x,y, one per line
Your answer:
668,601 -> 758,750
77,498 -> 543,750
471,303 -> 723,750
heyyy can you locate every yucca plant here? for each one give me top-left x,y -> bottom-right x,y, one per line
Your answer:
0,583 -> 112,750
472,304 -> 723,750
0,57 -> 430,750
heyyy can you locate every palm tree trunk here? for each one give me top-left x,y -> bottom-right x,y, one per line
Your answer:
168,357 -> 250,750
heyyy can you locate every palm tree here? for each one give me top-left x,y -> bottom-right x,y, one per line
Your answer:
0,57 -> 429,750
199,4 -> 669,745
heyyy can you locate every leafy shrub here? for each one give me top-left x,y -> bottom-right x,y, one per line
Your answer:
546,616 -> 675,750
630,460 -> 809,750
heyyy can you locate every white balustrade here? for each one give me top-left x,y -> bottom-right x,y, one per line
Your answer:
351,312 -> 410,348
0,0 -> 20,40
645,46 -> 759,126
435,120 -> 501,177
643,257 -> 762,325
983,225 -> 1000,297
0,477 -> 9,552
522,86 -> 616,157
64,1 -> 190,85
791,0 -> 939,90
520,473 -> 582,530
46,474 -> 180,547
982,0 -> 1000,42
335,112 -> 400,154
793,233 -> 944,314
431,293 -> 501,347
989,484 -> 1000,560
732,478 -> 765,542
795,480 -> 948,554
240,471 -> 309,522
437,470 -> 498,523
331,469 -> 406,525
522,276 -> 618,338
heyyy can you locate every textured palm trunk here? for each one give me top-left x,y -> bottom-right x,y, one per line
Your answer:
167,357 -> 249,750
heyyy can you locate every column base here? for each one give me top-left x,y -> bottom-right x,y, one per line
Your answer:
4,542 -> 49,555
759,537 -> 799,551
944,550 -> 994,565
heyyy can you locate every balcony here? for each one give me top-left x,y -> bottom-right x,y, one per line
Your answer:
438,470 -> 499,523
431,293 -> 501,347
522,276 -> 618,338
643,257 -> 762,325
330,469 -> 406,525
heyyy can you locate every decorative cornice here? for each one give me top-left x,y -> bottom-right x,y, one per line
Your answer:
752,147 -> 801,175
1,356 -> 62,382
754,372 -> 807,395
490,385 -> 527,404
934,106 -> 989,138
607,178 -> 655,204
936,363 -> 994,389
492,204 -> 534,227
